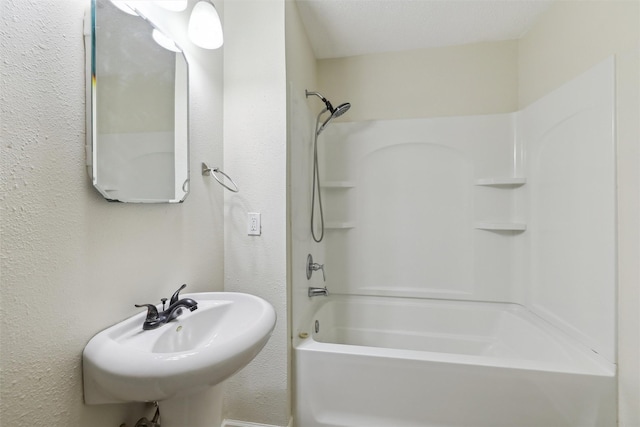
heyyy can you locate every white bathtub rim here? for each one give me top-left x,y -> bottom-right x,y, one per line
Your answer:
296,337 -> 613,377
295,295 -> 615,377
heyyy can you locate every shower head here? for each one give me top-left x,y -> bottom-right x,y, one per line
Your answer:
306,90 -> 351,135
318,102 -> 351,135
332,102 -> 351,119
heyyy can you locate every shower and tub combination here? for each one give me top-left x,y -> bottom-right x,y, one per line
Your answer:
292,58 -> 617,427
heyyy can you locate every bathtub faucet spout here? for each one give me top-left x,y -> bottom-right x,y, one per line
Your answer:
308,286 -> 329,297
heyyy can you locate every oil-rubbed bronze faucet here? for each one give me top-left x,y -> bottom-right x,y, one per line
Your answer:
135,284 -> 198,330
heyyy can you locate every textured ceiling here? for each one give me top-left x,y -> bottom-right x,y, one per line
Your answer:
295,0 -> 555,59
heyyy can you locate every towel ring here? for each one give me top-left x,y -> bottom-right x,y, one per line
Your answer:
202,162 -> 239,193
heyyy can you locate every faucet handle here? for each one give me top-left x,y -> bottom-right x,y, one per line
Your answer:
169,284 -> 187,306
311,262 -> 326,281
135,304 -> 159,321
306,254 -> 326,281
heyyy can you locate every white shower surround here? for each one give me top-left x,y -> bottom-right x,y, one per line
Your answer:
293,58 -> 616,426
319,57 -> 615,361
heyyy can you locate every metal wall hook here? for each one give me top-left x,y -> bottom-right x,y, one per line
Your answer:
202,162 -> 239,193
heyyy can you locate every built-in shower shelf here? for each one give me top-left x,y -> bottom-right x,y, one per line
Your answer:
475,222 -> 527,231
321,181 -> 356,188
475,177 -> 526,187
326,222 -> 356,229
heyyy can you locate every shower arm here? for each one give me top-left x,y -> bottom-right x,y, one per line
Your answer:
305,90 -> 334,113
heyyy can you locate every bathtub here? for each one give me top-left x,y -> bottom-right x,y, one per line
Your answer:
294,295 -> 615,427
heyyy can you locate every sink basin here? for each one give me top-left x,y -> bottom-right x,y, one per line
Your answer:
83,292 -> 276,404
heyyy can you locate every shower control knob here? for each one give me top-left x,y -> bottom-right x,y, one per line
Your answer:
306,254 -> 326,281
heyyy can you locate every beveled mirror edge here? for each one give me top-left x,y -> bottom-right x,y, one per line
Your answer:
84,3 -> 95,184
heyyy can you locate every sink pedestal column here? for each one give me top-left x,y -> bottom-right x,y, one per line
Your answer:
158,384 -> 223,427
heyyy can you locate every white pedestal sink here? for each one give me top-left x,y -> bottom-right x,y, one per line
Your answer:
83,292 -> 276,427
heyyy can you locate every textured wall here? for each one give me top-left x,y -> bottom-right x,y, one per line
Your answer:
0,0 -> 225,426
517,0 -> 639,108
285,0 -> 324,377
317,40 -> 519,122
222,0 -> 290,426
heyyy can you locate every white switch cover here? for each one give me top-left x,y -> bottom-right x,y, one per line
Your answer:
248,212 -> 261,236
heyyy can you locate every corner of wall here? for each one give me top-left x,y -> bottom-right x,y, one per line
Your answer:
222,0 -> 290,425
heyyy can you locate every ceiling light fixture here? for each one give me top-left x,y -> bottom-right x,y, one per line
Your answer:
188,1 -> 223,49
155,0 -> 188,12
110,0 -> 137,15
152,28 -> 182,52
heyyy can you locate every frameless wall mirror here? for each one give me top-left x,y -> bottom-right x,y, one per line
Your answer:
85,0 -> 189,203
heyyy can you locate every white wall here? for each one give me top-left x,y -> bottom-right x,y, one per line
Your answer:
617,49 -> 640,427
517,0 -> 639,108
285,0 -> 323,343
318,40 -> 518,122
222,0 -> 290,425
0,0 -> 225,425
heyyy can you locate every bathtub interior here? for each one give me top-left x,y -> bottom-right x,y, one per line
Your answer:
295,294 -> 615,427
309,295 -> 613,375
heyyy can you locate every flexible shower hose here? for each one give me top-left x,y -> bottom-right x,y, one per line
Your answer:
311,110 -> 325,243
